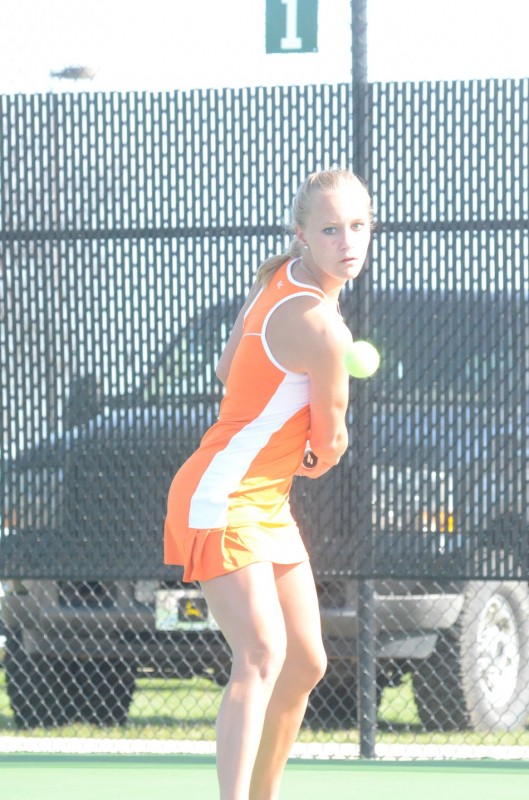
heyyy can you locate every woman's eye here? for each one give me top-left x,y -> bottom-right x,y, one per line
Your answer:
323,227 -> 337,235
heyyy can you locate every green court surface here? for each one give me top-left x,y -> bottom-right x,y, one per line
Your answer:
2,755 -> 529,800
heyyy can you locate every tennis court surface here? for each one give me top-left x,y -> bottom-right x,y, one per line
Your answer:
2,755 -> 529,800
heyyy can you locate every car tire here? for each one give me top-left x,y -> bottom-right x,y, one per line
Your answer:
304,663 -> 358,729
413,581 -> 529,731
5,630 -> 136,728
5,630 -> 79,728
74,659 -> 136,726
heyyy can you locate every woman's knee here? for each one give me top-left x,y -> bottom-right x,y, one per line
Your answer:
233,637 -> 287,686
285,644 -> 328,692
306,645 -> 328,688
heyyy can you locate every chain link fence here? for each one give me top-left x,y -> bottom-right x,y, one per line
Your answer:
1,79 -> 529,757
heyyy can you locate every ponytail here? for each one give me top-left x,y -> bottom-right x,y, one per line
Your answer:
256,239 -> 303,286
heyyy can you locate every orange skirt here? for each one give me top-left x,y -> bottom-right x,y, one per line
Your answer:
164,521 -> 309,583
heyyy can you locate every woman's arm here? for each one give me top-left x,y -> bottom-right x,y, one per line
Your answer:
215,282 -> 262,385
266,296 -> 351,477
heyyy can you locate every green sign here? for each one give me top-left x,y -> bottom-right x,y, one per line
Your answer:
266,0 -> 318,54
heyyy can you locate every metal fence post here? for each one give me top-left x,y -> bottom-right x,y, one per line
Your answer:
357,578 -> 377,758
351,0 -> 376,760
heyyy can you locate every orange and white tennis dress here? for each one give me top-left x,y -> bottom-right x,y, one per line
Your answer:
164,258 -> 325,582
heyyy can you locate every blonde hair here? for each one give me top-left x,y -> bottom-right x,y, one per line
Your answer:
256,169 -> 373,286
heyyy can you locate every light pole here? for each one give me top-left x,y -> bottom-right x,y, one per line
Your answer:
46,66 -> 95,430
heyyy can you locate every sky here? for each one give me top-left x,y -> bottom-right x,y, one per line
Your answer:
0,0 -> 527,94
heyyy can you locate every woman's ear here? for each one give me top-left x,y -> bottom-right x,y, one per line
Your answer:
295,228 -> 307,248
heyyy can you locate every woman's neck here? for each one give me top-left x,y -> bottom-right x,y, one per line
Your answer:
297,259 -> 343,316
298,259 -> 341,302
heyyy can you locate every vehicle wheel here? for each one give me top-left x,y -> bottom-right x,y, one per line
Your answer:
413,582 -> 529,731
5,630 -> 79,728
74,659 -> 136,726
304,657 -> 382,729
304,664 -> 358,729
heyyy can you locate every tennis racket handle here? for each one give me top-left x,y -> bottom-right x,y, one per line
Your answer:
302,450 -> 318,469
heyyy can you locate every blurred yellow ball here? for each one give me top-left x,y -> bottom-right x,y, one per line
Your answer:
344,341 -> 380,379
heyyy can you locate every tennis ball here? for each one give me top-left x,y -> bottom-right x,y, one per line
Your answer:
344,340 -> 380,379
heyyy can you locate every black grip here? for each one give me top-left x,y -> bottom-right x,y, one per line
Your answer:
302,450 -> 318,469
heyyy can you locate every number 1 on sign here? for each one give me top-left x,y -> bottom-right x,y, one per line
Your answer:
281,0 -> 302,50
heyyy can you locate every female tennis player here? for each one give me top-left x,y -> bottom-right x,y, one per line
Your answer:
164,168 -> 373,799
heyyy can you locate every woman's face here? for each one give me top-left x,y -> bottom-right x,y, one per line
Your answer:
297,182 -> 372,285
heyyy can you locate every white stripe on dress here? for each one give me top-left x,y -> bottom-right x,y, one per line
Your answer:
188,371 -> 309,529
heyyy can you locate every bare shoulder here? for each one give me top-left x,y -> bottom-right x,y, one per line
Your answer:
266,294 -> 351,374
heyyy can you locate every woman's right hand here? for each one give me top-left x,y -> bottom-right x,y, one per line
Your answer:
295,450 -> 336,479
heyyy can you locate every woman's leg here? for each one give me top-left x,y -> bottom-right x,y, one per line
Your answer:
249,561 -> 327,800
200,562 -> 288,800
